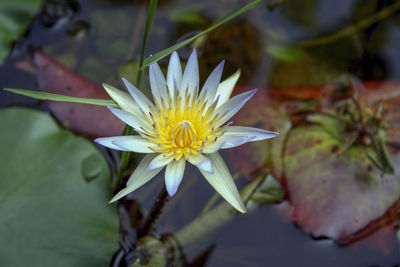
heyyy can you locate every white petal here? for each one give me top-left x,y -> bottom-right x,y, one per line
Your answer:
199,153 -> 246,213
112,136 -> 155,153
95,136 -> 133,151
215,69 -> 241,108
102,83 -> 141,116
218,126 -> 279,149
122,78 -> 156,115
180,49 -> 199,96
148,153 -> 174,170
201,61 -> 225,103
213,89 -> 257,128
165,158 -> 186,196
107,107 -> 151,132
220,136 -> 256,149
201,141 -> 226,153
149,63 -> 168,105
110,154 -> 162,202
187,153 -> 213,173
224,126 -> 279,141
167,51 -> 182,97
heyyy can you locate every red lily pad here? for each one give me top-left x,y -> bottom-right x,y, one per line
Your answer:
282,124 -> 400,240
32,50 -> 124,138
228,82 -> 400,251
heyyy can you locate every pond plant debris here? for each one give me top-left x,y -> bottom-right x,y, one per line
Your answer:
95,49 -> 278,213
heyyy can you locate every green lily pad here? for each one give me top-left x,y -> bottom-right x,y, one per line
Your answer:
0,107 -> 119,266
0,0 -> 43,64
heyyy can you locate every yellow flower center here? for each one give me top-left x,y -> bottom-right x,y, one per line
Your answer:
138,90 -> 226,161
172,120 -> 197,147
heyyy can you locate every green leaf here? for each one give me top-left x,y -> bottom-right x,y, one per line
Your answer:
266,44 -> 304,62
142,0 -> 263,67
0,0 -> 44,64
4,88 -> 118,107
136,0 -> 159,87
0,107 -> 119,266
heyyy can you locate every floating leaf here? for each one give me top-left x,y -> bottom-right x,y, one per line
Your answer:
0,107 -> 119,266
229,81 -> 400,250
282,124 -> 400,241
31,50 -> 125,138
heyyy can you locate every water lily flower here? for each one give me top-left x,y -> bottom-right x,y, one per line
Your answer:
96,50 -> 278,213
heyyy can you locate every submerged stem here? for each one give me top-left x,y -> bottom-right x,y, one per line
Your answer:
138,186 -> 169,238
300,1 -> 400,48
171,176 -> 270,249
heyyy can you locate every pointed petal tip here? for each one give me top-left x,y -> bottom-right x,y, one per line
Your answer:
237,205 -> 247,213
258,129 -> 279,138
122,77 -> 133,88
166,185 -> 177,197
109,195 -> 119,203
171,51 -> 179,57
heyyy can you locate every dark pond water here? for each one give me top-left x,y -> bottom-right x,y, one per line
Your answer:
1,0 -> 400,266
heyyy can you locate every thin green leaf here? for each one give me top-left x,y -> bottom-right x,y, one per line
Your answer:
4,88 -> 118,107
136,0 -> 159,87
142,0 -> 263,67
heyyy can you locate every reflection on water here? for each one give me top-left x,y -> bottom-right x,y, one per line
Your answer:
1,0 -> 400,266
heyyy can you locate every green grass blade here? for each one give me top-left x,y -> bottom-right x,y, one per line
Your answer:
142,0 -> 263,67
4,88 -> 118,107
136,0 -> 159,87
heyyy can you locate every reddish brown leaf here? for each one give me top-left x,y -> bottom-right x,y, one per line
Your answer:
228,82 -> 400,252
32,50 -> 124,138
282,126 -> 400,240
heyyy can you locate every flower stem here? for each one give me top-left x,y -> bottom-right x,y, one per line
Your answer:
300,1 -> 400,48
136,0 -> 159,88
171,176 -> 268,249
138,186 -> 169,238
113,0 -> 159,191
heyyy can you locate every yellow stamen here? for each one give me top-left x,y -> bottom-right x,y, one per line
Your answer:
172,120 -> 197,147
